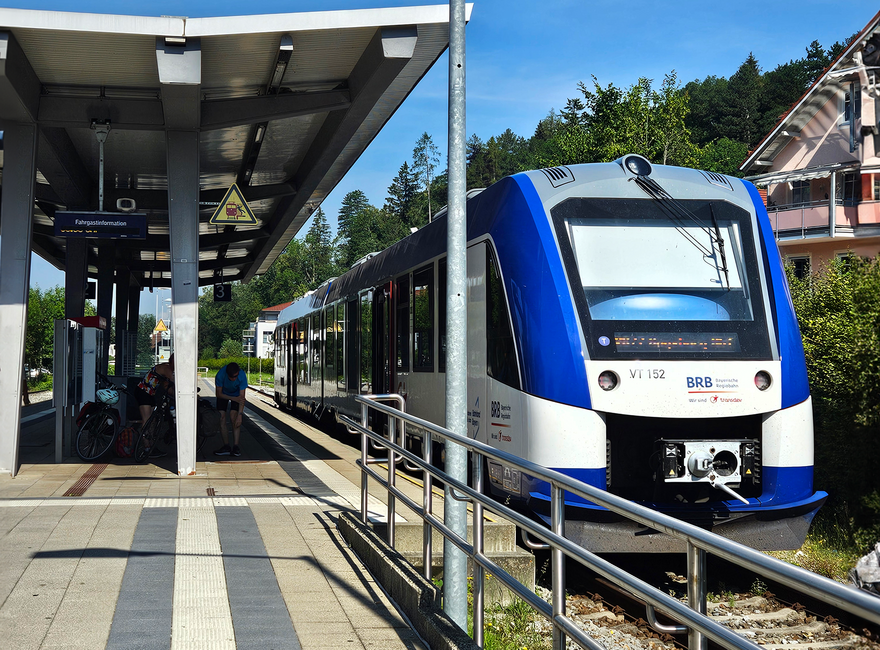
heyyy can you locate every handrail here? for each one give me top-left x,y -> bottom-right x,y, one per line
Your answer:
348,394 -> 880,650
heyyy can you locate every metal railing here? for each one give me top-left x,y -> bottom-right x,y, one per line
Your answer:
347,394 -> 880,650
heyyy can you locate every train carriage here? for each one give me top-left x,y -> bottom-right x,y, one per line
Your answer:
274,155 -> 826,552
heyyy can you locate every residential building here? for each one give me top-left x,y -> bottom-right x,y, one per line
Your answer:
242,302 -> 291,358
740,10 -> 880,276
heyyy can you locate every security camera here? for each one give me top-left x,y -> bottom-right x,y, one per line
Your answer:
117,198 -> 137,213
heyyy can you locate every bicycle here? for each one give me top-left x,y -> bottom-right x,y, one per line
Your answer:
134,386 -> 174,463
134,387 -> 220,462
75,374 -> 126,461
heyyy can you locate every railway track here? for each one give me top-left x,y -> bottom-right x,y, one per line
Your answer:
522,556 -> 880,650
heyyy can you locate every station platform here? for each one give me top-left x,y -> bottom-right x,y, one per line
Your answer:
0,383 -> 428,650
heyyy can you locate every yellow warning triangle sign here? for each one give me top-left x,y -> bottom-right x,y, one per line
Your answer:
209,183 -> 258,225
154,319 -> 168,332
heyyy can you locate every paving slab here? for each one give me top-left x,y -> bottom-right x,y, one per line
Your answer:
0,390 -> 429,650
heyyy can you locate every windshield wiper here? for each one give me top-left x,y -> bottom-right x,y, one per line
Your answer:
708,204 -> 730,290
632,175 -> 730,290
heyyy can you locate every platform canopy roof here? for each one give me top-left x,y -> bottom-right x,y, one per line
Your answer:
0,5 -> 465,287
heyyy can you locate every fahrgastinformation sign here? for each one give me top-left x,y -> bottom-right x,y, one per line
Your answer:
209,184 -> 258,225
54,211 -> 146,239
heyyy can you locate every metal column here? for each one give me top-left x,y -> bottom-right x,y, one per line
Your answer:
96,246 -> 114,374
166,129 -> 200,476
0,124 -> 38,476
443,0 -> 468,630
64,238 -> 88,319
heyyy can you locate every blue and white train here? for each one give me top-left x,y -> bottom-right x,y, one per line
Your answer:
274,155 -> 826,552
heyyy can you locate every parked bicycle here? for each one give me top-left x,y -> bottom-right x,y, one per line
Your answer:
134,386 -> 221,462
135,385 -> 174,462
75,374 -> 126,461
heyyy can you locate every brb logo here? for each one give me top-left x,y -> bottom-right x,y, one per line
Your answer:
686,377 -> 713,389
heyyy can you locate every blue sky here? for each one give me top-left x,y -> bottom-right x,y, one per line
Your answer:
19,0 -> 880,294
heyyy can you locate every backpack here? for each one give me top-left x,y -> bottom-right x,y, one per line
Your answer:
116,426 -> 136,458
197,398 -> 221,435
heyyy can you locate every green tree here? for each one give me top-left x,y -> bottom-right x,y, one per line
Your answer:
698,138 -> 749,176
384,161 -> 420,227
137,313 -> 157,367
337,190 -> 369,242
788,258 -> 880,549
302,207 -> 335,286
219,337 -> 243,358
26,286 -> 65,373
652,72 -> 698,166
718,53 -> 763,147
413,132 -> 441,221
684,76 -> 729,145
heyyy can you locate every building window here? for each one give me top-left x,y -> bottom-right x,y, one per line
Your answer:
841,173 -> 860,206
844,86 -> 862,124
791,180 -> 810,206
836,251 -> 856,273
786,255 -> 810,280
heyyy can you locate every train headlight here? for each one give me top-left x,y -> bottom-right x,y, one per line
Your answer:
754,371 -> 772,391
597,371 -> 619,391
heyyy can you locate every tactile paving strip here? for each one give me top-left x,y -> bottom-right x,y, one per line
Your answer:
62,463 -> 108,497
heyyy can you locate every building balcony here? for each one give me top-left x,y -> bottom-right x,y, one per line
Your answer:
766,199 -> 880,240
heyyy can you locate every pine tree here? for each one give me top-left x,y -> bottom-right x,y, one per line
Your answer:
384,161 -> 419,227
719,53 -> 763,147
337,190 -> 369,242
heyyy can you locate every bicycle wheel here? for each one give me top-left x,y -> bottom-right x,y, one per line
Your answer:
75,409 -> 117,461
134,412 -> 163,463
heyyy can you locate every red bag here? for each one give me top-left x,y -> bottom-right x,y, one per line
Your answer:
116,426 -> 136,458
75,402 -> 100,427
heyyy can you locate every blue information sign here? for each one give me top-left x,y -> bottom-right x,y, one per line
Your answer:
54,212 -> 147,239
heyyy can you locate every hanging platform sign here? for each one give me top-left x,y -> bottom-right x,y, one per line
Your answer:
209,183 -> 258,225
54,211 -> 146,239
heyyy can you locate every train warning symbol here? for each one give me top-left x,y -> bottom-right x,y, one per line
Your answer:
209,183 -> 257,225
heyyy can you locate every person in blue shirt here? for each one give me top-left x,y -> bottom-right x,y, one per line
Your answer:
213,362 -> 248,457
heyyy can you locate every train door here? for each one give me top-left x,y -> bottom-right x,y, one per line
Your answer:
373,281 -> 393,396
324,306 -> 335,407
287,322 -> 296,407
467,244 -> 488,445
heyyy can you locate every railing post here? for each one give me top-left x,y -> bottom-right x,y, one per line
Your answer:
687,541 -> 707,650
473,451 -> 485,647
423,433 -> 434,581
387,414 -> 397,548
360,401 -> 369,524
551,484 -> 566,650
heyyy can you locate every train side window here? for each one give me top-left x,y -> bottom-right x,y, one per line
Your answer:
360,292 -> 373,393
336,302 -> 346,389
438,257 -> 447,372
346,299 -> 359,391
413,265 -> 434,372
325,307 -> 334,373
396,275 -> 410,372
298,317 -> 309,385
311,313 -> 321,375
487,246 -> 520,389
275,327 -> 283,368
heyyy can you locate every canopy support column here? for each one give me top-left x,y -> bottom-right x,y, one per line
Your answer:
0,124 -> 38,476
167,130 -> 200,476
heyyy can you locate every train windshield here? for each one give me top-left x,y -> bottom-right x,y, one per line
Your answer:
552,197 -> 773,360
